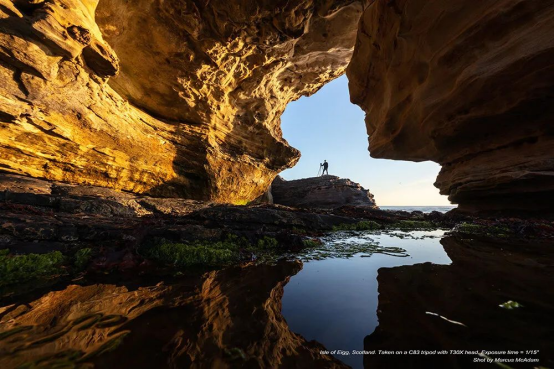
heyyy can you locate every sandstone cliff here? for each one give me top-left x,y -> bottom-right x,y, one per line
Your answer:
0,0 -> 362,202
347,0 -> 554,213
272,175 -> 377,209
1,0 -> 553,214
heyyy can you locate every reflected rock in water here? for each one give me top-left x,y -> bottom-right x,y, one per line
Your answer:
0,261 -> 346,368
364,235 -> 554,368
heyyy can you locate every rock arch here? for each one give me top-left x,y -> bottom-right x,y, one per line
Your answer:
0,0 -> 362,203
0,0 -> 552,213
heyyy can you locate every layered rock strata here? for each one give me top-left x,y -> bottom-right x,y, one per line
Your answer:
347,0 -> 554,213
0,0 -> 362,202
3,0 -> 552,213
272,175 -> 377,209
0,172 -> 402,259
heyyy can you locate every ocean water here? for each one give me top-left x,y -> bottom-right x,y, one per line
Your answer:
380,205 -> 456,213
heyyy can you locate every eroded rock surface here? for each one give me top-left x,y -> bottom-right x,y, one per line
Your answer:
0,0 -> 362,203
272,175 -> 377,209
347,0 -> 554,214
0,172 -> 403,261
3,0 -> 552,213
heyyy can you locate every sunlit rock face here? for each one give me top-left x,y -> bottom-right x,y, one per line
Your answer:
347,0 -> 554,213
0,0 -> 362,202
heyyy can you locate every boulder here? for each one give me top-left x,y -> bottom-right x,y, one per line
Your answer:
272,175 -> 377,209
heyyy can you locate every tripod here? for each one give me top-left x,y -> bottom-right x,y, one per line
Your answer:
317,164 -> 323,176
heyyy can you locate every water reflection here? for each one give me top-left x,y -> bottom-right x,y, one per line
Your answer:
282,230 -> 554,369
1,231 -> 553,369
282,230 -> 452,368
363,235 -> 554,368
0,261 -> 344,369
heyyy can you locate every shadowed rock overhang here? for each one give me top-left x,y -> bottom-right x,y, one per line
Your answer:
347,0 -> 554,214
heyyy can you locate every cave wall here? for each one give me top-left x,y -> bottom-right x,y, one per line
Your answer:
347,0 -> 554,213
2,0 -> 553,211
0,0 -> 362,202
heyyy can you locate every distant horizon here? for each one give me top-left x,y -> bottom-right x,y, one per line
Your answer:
379,205 -> 455,207
279,75 -> 452,207
274,175 -> 455,207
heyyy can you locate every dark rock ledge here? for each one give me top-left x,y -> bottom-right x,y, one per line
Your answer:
1,172 -> 553,299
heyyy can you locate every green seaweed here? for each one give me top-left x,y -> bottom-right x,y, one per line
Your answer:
143,242 -> 240,268
256,236 -> 279,250
141,235 -> 286,268
457,222 -> 485,234
291,227 -> 307,234
0,250 -> 65,287
332,220 -> 382,231
499,300 -> 523,309
73,248 -> 93,271
302,239 -> 323,248
391,220 -> 436,230
456,222 -> 513,238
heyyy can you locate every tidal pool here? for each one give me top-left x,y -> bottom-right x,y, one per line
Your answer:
282,229 -> 451,368
0,230 -> 553,368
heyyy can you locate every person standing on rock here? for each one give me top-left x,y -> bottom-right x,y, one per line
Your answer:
321,160 -> 329,176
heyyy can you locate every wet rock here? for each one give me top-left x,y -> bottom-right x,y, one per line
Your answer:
0,235 -> 13,246
251,185 -> 274,205
0,173 -> 211,217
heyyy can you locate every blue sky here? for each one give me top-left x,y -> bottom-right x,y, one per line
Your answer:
279,75 -> 451,206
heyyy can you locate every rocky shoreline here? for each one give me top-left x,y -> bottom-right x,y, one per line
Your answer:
1,172 -> 553,300
1,173 -> 554,367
